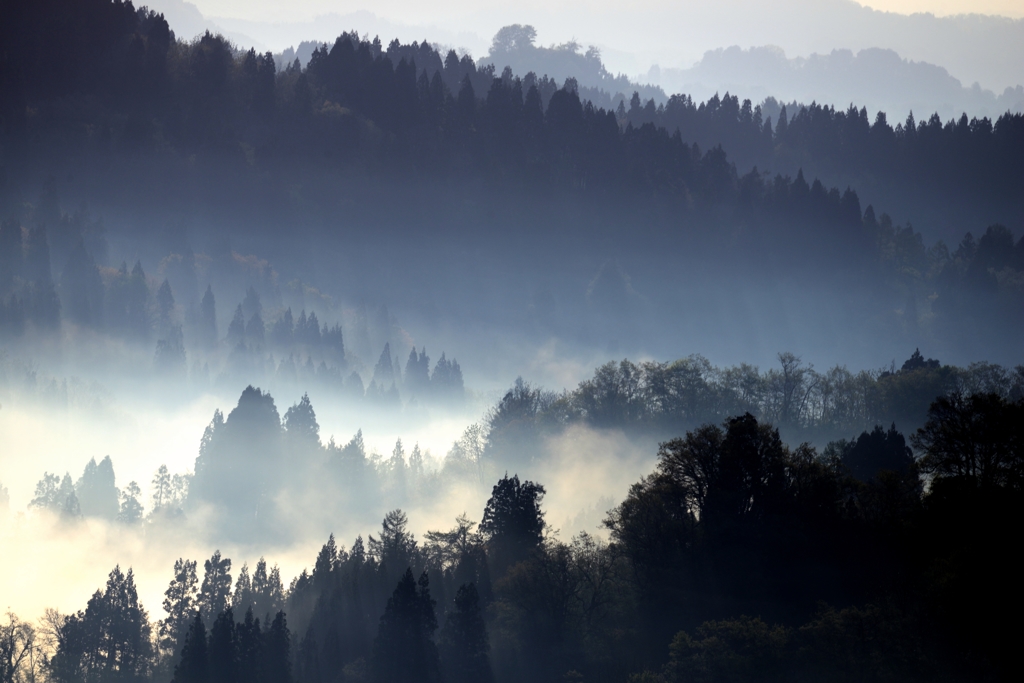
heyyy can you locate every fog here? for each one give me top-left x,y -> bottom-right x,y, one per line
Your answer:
154,0 -> 1024,91
2,2 -> 1022,680
0,371 -> 654,626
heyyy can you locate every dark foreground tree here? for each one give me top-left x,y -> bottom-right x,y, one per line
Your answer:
480,474 -> 546,578
49,566 -> 153,683
262,612 -> 291,683
173,613 -> 208,683
912,392 -> 1024,490
439,583 -> 492,683
160,558 -> 199,657
371,569 -> 440,683
207,609 -> 237,683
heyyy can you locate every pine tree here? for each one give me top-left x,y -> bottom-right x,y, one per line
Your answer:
480,474 -> 546,578
389,439 -> 407,498
233,564 -> 254,615
227,304 -> 245,345
71,566 -> 154,680
157,279 -> 176,334
369,510 -> 418,581
296,625 -> 321,683
241,286 -> 262,320
173,613 -> 208,683
75,456 -> 119,519
198,551 -> 233,624
371,569 -> 440,683
284,394 -> 320,447
118,481 -> 144,523
262,612 -> 291,683
271,307 -> 293,347
251,558 -> 284,622
208,608 -> 238,683
372,342 -> 395,388
237,608 -> 262,683
152,464 -> 172,512
199,285 -> 217,349
161,558 -> 199,657
439,583 -> 492,683
246,312 -> 265,346
312,534 -> 337,591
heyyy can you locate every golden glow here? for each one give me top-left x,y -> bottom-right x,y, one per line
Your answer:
858,0 -> 1024,18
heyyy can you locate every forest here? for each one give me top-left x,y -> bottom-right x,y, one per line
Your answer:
3,359 -> 1023,682
1,1 -> 1023,682
2,1 -> 1024,369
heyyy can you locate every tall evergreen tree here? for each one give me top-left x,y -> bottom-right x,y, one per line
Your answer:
371,569 -> 440,683
439,583 -> 492,683
480,474 -> 546,578
284,394 -> 320,448
236,608 -> 262,683
55,566 -> 155,682
173,613 -> 208,683
199,285 -> 217,349
161,558 -> 199,657
75,456 -> 118,519
198,551 -> 233,624
262,612 -> 291,683
207,608 -> 238,683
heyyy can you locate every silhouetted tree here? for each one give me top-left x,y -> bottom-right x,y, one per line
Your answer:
371,569 -> 440,683
161,558 -> 199,657
480,474 -> 546,578
75,455 -> 119,519
172,613 -> 208,683
198,551 -> 232,624
439,583 -> 492,683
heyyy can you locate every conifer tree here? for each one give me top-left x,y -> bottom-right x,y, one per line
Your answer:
173,613 -> 208,683
262,612 -> 291,683
439,583 -> 492,683
236,608 -> 262,683
227,304 -> 245,345
371,569 -> 440,683
161,558 -> 199,656
199,285 -> 217,349
118,481 -> 144,523
233,564 -> 254,615
480,474 -> 546,577
208,608 -> 238,683
198,551 -> 233,624
76,456 -> 119,519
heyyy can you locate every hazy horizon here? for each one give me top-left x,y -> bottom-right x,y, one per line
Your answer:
1,3 -> 1021,681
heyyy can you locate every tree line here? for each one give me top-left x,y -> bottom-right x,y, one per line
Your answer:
617,88 -> 1024,230
5,387 -> 1022,682
3,2 -> 1023,356
12,348 -> 1023,539
485,349 -> 1024,456
0,195 -> 466,408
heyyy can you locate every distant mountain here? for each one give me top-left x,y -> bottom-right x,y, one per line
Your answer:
506,0 -> 1024,93
138,0 -> 261,49
199,8 -> 489,57
145,2 -> 1024,94
648,45 -> 1024,121
477,25 -> 665,112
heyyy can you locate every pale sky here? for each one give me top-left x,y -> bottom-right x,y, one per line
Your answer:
187,0 -> 1024,23
162,0 -> 1023,90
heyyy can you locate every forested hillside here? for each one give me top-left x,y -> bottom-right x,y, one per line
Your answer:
2,1 -> 1023,367
1,3 -> 1023,683
4,362 -> 1023,682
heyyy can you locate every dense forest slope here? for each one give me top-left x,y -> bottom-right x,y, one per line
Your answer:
4,355 -> 1023,683
2,1 -> 1023,371
1,4 -> 1023,683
